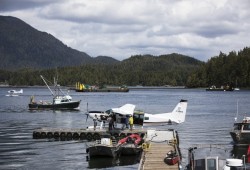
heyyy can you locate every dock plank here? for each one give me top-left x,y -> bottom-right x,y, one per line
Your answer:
139,130 -> 179,170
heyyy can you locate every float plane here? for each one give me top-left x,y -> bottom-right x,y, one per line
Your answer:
86,99 -> 188,127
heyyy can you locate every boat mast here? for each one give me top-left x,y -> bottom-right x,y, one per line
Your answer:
40,75 -> 54,97
235,99 -> 239,122
53,70 -> 65,96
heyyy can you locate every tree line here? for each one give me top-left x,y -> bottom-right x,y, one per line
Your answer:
1,48 -> 250,88
186,47 -> 250,88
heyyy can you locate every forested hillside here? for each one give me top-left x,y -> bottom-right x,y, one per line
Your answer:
0,16 -> 118,70
187,47 -> 250,88
2,47 -> 250,88
0,53 -> 203,86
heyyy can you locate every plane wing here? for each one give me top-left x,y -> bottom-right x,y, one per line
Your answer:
111,104 -> 136,115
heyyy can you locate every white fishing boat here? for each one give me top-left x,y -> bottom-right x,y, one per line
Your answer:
28,75 -> 81,110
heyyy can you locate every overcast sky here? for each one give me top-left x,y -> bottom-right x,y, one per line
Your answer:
1,0 -> 250,61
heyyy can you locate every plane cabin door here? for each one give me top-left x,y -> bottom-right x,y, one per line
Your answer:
133,111 -> 144,126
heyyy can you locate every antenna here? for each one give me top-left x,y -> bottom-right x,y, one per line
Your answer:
234,99 -> 239,122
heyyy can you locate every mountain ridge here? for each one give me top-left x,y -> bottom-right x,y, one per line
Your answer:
0,15 -> 119,70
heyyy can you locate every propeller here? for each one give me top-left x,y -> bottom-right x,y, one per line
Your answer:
86,102 -> 89,122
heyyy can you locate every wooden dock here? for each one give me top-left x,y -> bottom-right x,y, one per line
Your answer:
33,127 -> 181,169
138,130 -> 180,170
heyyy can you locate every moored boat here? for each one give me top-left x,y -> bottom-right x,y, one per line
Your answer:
206,85 -> 234,91
116,133 -> 143,155
230,116 -> 250,144
118,143 -> 142,155
86,134 -> 117,158
28,75 -> 81,110
186,145 -> 250,170
75,83 -> 129,93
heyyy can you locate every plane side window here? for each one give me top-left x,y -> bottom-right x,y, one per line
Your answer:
134,114 -> 139,118
105,110 -> 111,115
144,117 -> 149,120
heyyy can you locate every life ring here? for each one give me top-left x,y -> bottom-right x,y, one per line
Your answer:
236,133 -> 241,141
41,132 -> 47,139
60,132 -> 66,140
80,133 -> 86,140
32,132 -> 36,139
67,132 -> 73,139
54,132 -> 59,139
93,133 -> 100,140
73,133 -> 79,140
47,132 -> 53,139
34,132 -> 41,139
86,133 -> 93,141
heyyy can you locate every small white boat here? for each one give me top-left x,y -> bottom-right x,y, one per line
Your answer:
6,89 -> 23,96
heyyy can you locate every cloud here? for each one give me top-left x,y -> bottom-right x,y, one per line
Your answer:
1,0 -> 250,61
0,0 -> 59,12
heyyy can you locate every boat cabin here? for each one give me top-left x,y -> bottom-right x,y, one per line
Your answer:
186,146 -> 249,170
233,117 -> 250,132
187,147 -> 227,170
53,95 -> 73,104
233,123 -> 250,132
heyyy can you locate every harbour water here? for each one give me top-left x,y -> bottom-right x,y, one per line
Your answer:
0,87 -> 250,169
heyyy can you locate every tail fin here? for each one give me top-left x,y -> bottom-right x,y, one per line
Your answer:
171,99 -> 188,123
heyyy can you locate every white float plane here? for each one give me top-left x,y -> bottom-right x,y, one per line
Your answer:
6,89 -> 23,97
86,99 -> 188,126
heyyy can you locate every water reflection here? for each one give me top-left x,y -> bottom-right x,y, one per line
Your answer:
87,154 -> 141,169
232,144 -> 250,163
